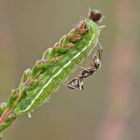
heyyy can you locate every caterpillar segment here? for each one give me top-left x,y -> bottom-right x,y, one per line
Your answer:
11,10 -> 102,115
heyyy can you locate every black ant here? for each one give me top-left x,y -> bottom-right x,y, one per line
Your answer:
67,42 -> 102,91
80,42 -> 102,79
66,9 -> 104,91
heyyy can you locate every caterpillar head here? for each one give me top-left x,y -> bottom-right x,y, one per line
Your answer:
88,9 -> 103,23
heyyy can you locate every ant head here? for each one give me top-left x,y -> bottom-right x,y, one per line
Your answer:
94,57 -> 101,69
88,9 -> 103,23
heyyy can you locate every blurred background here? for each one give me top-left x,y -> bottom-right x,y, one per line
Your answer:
0,0 -> 140,140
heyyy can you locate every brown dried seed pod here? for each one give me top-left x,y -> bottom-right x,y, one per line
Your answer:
67,29 -> 81,43
77,19 -> 88,35
64,43 -> 75,49
68,33 -> 81,43
67,19 -> 89,42
53,42 -> 60,48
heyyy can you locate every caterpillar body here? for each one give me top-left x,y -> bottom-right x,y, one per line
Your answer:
11,12 -> 101,115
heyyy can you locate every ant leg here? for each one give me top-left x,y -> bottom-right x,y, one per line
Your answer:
75,64 -> 87,71
74,55 -> 92,71
98,41 -> 103,60
99,25 -> 106,30
61,81 -> 79,90
77,53 -> 93,69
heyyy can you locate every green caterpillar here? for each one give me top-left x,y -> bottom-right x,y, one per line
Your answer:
0,10 -> 104,133
0,9 -> 104,133
14,11 -> 102,115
